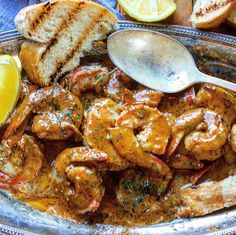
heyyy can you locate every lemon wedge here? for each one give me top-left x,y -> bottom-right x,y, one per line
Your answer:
0,55 -> 21,127
118,0 -> 176,22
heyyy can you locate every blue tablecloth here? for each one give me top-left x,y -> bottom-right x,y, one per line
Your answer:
0,0 -> 122,32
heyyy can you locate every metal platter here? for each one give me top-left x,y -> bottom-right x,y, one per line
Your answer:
0,22 -> 235,235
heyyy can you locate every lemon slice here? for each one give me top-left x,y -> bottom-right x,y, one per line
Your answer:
0,55 -> 21,127
118,0 -> 176,22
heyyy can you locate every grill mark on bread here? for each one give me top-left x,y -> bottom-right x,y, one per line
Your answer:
41,2 -> 86,60
51,9 -> 107,81
30,2 -> 54,32
41,37 -> 57,59
16,1 -> 118,87
195,0 -> 234,17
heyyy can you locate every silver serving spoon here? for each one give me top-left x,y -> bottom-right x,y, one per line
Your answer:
107,29 -> 236,93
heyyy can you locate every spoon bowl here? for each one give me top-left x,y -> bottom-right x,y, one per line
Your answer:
107,29 -> 236,93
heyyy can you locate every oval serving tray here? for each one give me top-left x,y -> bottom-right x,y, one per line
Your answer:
0,22 -> 236,235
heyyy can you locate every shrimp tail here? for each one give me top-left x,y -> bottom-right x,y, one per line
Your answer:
149,154 -> 172,180
191,160 -> 218,185
0,173 -> 11,189
3,97 -> 32,139
0,182 -> 10,190
9,175 -> 27,189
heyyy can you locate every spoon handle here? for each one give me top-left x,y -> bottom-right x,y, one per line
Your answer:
198,72 -> 236,92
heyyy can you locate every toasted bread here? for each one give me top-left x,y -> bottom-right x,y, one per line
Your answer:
227,8 -> 236,28
16,0 -> 117,86
178,175 -> 236,218
190,0 -> 236,29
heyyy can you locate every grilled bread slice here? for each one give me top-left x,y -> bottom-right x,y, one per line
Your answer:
227,8 -> 236,28
190,0 -> 236,29
178,175 -> 236,218
16,0 -> 117,86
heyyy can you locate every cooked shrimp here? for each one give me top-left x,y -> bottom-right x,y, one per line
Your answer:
169,154 -> 204,170
62,65 -> 109,97
116,169 -> 162,215
51,147 -> 108,214
20,80 -> 38,100
168,108 -> 229,161
196,84 -> 236,123
166,131 -> 185,158
83,98 -> 130,171
178,175 -> 236,218
3,86 -> 83,140
0,134 -> 43,190
158,87 -> 196,117
117,105 -> 171,155
109,127 -> 172,192
105,69 -> 163,106
163,112 -> 176,135
224,143 -> 236,164
168,135 -> 204,170
230,124 -> 236,152
190,160 -> 219,185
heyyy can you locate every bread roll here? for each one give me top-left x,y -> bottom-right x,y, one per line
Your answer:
190,0 -> 236,29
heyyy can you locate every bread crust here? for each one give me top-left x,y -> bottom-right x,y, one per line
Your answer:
226,8 -> 236,28
15,3 -> 47,43
178,175 -> 236,218
190,0 -> 236,29
19,42 -> 49,86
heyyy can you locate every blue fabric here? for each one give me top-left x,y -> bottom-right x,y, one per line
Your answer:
94,0 -> 123,20
101,0 -> 117,9
33,0 -> 123,19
